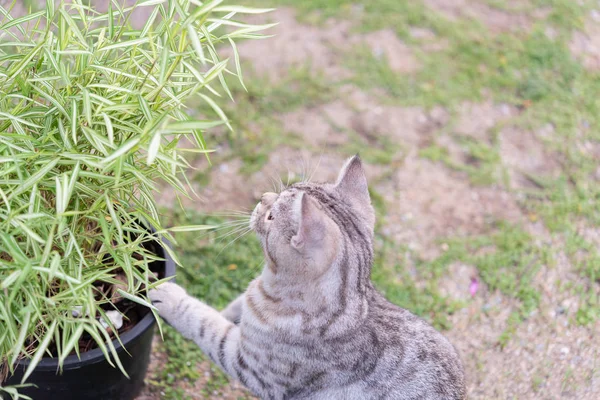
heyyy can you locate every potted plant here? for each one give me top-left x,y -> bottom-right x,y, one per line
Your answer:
0,1 -> 271,399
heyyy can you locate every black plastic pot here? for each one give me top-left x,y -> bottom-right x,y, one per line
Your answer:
3,240 -> 175,400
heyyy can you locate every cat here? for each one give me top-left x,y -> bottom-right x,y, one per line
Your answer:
149,155 -> 466,400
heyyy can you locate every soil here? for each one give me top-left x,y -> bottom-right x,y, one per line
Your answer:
498,127 -> 562,189
358,29 -> 420,73
423,0 -> 547,33
570,12 -> 600,71
220,7 -> 354,83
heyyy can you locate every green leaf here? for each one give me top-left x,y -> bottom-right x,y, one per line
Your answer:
0,11 -> 44,31
213,6 -> 275,14
99,38 -> 151,52
10,311 -> 32,368
187,25 -> 206,65
22,319 -> 58,383
163,120 -> 224,132
58,325 -> 84,366
147,131 -> 162,165
138,0 -> 167,5
1,271 -> 22,289
197,93 -> 232,130
116,289 -> 157,311
0,0 -> 270,390
227,37 -> 246,91
10,158 -> 59,198
163,225 -> 215,232
101,138 -> 140,165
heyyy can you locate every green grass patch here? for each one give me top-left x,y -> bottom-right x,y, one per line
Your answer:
425,223 -> 543,318
419,137 -> 502,186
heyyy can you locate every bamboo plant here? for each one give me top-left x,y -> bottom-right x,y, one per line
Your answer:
0,0 -> 272,391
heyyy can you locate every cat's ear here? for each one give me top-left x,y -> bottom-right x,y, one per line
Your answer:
291,192 -> 325,251
335,154 -> 370,206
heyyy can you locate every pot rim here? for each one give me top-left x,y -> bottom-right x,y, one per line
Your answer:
16,238 -> 176,371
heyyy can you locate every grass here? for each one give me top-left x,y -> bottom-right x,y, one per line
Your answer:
142,0 -> 600,396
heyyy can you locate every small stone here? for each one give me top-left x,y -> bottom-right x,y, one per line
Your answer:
536,344 -> 545,352
71,306 -> 83,318
100,310 -> 124,330
372,48 -> 384,58
401,212 -> 413,221
560,347 -> 570,355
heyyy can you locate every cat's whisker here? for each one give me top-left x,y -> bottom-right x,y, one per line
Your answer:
285,165 -> 292,189
216,227 -> 252,257
213,215 -> 251,223
214,225 -> 251,242
213,214 -> 251,220
267,172 -> 281,194
276,172 -> 286,193
213,209 -> 252,217
308,151 -> 323,183
214,221 -> 250,232
300,157 -> 308,183
183,223 -> 248,241
211,222 -> 250,232
217,216 -> 251,222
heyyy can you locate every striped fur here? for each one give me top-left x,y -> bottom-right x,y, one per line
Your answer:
149,155 -> 466,399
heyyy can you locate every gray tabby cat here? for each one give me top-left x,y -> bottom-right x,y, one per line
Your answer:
149,155 -> 466,399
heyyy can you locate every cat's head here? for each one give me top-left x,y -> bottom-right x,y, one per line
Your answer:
250,155 -> 375,279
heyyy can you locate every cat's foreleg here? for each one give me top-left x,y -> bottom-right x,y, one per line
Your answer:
149,283 -> 240,373
221,294 -> 244,324
149,283 -> 268,397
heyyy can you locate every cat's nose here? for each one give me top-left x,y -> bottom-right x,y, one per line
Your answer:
261,192 -> 278,206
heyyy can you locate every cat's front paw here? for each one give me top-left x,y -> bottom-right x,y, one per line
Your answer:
148,282 -> 187,319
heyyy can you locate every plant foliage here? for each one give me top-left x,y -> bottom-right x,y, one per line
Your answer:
0,0 -> 271,389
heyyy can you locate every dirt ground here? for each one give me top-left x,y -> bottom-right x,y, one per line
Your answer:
137,2 -> 600,398
136,2 -> 600,399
